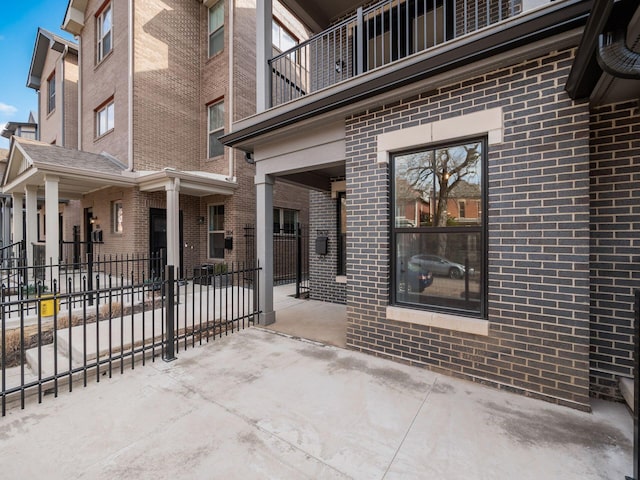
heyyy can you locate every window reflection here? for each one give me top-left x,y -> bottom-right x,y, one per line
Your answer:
393,140 -> 484,315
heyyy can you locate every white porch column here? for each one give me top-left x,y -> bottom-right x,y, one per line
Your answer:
44,175 -> 60,285
256,174 -> 275,325
11,193 -> 23,245
25,185 -> 38,270
1,198 -> 11,248
165,178 -> 180,274
256,0 -> 272,113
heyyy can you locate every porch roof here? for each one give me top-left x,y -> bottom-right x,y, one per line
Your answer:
1,138 -> 237,199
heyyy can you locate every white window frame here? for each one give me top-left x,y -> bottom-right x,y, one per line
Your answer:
272,19 -> 298,54
47,72 -> 56,114
97,3 -> 113,63
96,100 -> 115,137
208,1 -> 224,57
208,101 -> 224,158
208,204 -> 225,259
112,201 -> 123,233
273,207 -> 298,235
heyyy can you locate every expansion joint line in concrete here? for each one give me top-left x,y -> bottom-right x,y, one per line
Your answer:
381,378 -> 436,479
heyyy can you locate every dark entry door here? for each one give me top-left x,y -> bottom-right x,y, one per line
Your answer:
149,208 -> 184,278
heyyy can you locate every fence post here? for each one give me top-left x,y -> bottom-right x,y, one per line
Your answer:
87,251 -> 94,306
296,223 -> 302,298
163,265 -> 176,362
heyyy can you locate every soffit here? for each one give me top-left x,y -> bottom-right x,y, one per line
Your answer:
279,0 -> 364,32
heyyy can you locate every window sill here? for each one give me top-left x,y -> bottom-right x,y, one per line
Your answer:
386,305 -> 489,336
95,50 -> 114,71
94,128 -> 114,142
335,275 -> 346,284
205,49 -> 225,64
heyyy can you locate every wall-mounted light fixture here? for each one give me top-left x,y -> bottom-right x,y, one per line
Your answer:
198,216 -> 205,225
90,216 -> 98,225
335,60 -> 345,73
245,152 -> 255,165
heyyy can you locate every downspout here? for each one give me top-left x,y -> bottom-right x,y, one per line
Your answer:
127,0 -> 134,171
227,0 -> 235,181
76,36 -> 82,149
36,89 -> 41,141
598,29 -> 640,79
60,45 -> 69,147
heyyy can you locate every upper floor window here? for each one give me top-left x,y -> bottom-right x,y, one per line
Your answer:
392,138 -> 486,316
47,73 -> 55,114
97,3 -> 113,63
272,19 -> 297,54
208,1 -> 224,57
96,100 -> 114,137
208,101 -> 224,157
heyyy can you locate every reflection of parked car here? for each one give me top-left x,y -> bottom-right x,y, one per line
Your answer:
409,254 -> 472,279
398,260 -> 433,293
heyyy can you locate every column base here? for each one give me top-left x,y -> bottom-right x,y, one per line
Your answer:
258,311 -> 276,326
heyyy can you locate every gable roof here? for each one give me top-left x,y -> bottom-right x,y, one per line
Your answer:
2,138 -> 238,199
27,28 -> 78,90
2,137 -> 132,198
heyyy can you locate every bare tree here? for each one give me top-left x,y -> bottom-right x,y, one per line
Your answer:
396,144 -> 481,256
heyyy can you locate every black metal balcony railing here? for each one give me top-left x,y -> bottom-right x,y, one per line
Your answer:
269,0 -> 521,107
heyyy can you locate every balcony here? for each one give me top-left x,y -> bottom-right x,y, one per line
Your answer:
269,0 -> 546,108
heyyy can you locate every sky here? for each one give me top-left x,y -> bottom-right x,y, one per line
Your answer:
0,0 -> 74,150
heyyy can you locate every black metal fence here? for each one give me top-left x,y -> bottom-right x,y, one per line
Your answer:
0,262 -> 260,416
244,223 -> 309,297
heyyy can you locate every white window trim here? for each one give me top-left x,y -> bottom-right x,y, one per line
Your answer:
96,100 -> 114,137
112,201 -> 123,233
208,204 -> 225,259
376,107 -> 503,164
208,1 -> 224,58
208,101 -> 224,158
97,3 -> 113,63
387,305 -> 489,336
47,73 -> 56,114
273,207 -> 298,235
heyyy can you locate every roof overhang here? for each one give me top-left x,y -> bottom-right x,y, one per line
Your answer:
62,0 -> 89,36
222,0 -> 591,152
2,140 -> 135,198
2,140 -> 238,199
27,28 -> 78,90
566,0 -> 640,103
1,122 -> 37,140
136,169 -> 238,197
278,0 -> 364,32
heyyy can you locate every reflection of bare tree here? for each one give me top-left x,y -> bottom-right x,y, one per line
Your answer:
397,144 -> 481,256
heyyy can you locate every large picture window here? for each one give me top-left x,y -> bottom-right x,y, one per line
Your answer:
208,204 -> 225,259
392,138 -> 485,316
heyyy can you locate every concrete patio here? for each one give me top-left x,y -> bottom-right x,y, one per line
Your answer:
0,324 -> 632,479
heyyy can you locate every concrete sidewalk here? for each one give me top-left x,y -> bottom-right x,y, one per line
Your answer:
0,327 -> 632,479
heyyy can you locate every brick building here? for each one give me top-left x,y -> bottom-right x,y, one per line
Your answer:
2,0 -> 311,278
222,0 -> 640,410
